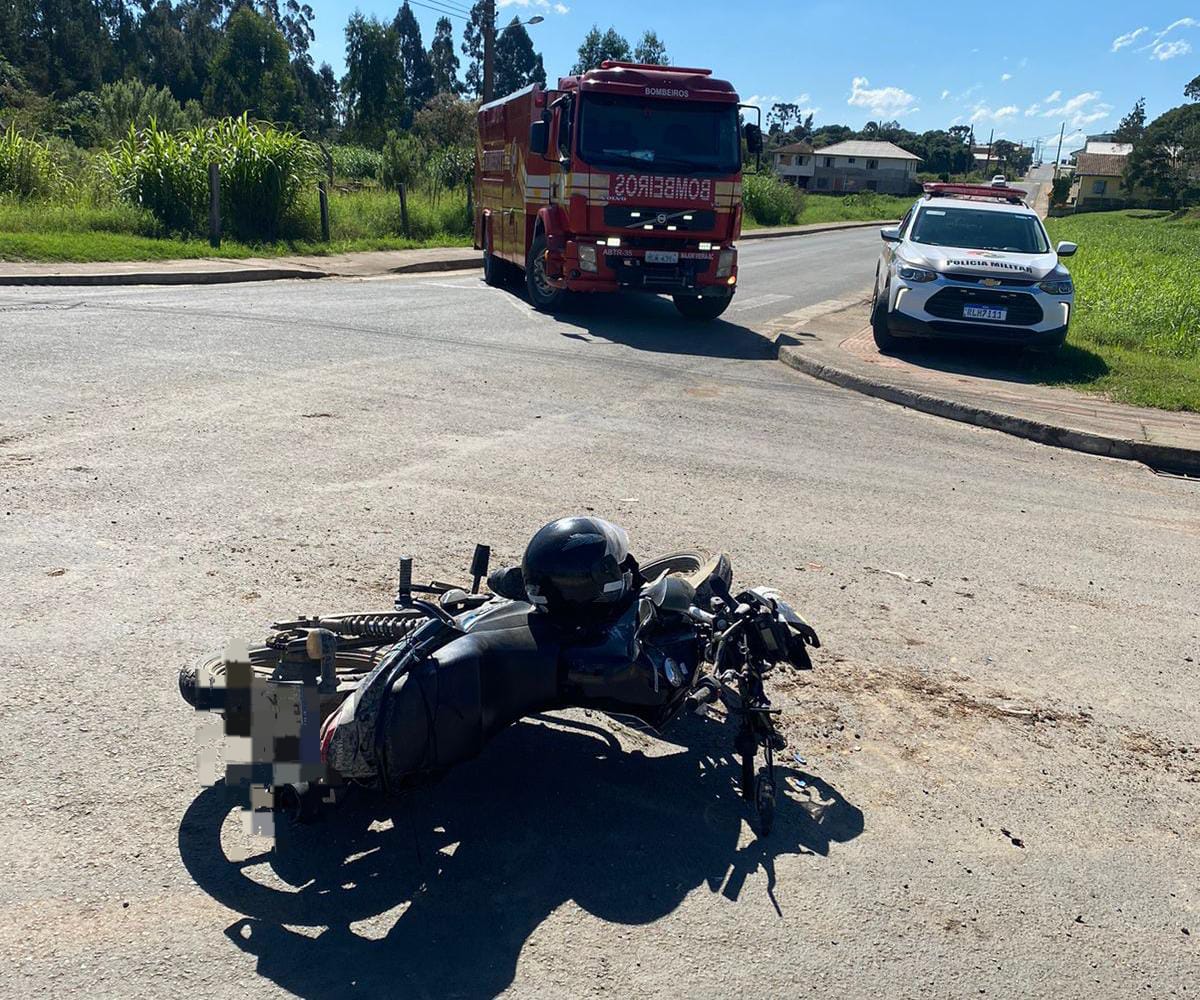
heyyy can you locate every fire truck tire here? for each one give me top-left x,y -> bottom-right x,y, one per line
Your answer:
483,231 -> 508,287
672,292 -> 733,321
526,232 -> 566,312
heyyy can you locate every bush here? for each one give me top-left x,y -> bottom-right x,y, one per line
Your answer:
330,144 -> 382,181
0,123 -> 64,198
95,80 -> 204,146
106,115 -> 320,240
381,131 -> 425,191
743,172 -> 803,226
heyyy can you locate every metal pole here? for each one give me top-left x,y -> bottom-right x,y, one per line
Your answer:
482,0 -> 495,103
208,162 -> 221,248
318,181 -> 330,242
1052,122 -> 1065,180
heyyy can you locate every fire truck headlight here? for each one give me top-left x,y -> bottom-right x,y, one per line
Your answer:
716,249 -> 736,278
578,244 -> 598,273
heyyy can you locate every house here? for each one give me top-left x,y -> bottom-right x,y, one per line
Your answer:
808,140 -> 922,195
771,141 -> 815,187
1067,136 -> 1133,162
1071,152 -> 1132,211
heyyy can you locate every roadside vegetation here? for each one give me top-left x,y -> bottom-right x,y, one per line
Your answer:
1032,210 -> 1200,412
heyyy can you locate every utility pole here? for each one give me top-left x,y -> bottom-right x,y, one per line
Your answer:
482,0 -> 495,104
984,128 -> 994,176
1052,122 -> 1065,179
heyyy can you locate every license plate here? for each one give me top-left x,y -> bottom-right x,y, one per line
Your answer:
963,304 -> 1007,322
645,250 -> 679,265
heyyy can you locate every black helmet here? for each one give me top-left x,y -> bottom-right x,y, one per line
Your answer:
522,517 -> 635,623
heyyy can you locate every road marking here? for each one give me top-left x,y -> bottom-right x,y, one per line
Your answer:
767,293 -> 873,333
728,292 -> 792,313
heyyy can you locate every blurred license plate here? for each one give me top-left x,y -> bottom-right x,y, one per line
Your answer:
645,251 -> 679,264
963,304 -> 1007,322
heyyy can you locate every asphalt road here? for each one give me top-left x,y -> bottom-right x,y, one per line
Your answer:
1,231 -> 1197,1000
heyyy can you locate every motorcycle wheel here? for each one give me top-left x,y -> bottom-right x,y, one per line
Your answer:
640,551 -> 705,581
754,770 -> 776,837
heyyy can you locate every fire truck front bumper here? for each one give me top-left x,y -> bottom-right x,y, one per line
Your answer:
551,241 -> 738,295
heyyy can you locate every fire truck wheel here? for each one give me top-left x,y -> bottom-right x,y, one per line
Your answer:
672,292 -> 733,322
526,233 -> 566,312
483,232 -> 507,287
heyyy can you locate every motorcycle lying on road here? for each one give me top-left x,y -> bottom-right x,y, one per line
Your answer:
179,518 -> 821,836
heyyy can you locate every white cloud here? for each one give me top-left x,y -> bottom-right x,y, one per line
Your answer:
847,76 -> 917,116
499,0 -> 570,12
1153,39 -> 1192,60
1111,26 -> 1148,51
1039,91 -> 1114,130
1043,89 -> 1062,104
971,103 -> 1019,123
1024,103 -> 1041,116
1001,73 -> 1012,82
940,89 -> 951,100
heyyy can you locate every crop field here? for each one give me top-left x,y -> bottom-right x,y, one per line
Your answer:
1038,210 -> 1200,412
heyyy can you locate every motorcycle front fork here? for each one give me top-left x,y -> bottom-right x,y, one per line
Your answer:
736,714 -> 779,836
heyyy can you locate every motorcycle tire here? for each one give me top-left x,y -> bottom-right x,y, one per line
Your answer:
755,771 -> 776,837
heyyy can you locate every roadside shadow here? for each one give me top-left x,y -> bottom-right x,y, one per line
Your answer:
179,714 -> 863,1000
882,338 -> 1110,388
499,278 -> 777,360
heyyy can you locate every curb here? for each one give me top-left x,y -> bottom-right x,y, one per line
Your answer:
777,339 -> 1200,477
0,226 -> 890,287
740,220 -> 894,242
0,267 -> 328,287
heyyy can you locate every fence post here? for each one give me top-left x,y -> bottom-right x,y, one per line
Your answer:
466,182 -> 473,232
208,162 -> 221,249
318,181 -> 330,242
398,183 -> 410,239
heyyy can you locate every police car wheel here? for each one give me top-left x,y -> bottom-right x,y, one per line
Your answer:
871,285 -> 900,353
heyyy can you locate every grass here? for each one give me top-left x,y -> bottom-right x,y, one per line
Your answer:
0,186 -> 472,262
742,192 -> 909,230
1031,210 -> 1200,412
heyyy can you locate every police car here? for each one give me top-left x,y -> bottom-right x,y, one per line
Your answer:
870,182 -> 1077,352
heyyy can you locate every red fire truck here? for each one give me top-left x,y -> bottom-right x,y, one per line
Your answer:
474,61 -> 761,321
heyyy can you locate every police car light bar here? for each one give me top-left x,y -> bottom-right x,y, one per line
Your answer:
923,183 -> 1028,205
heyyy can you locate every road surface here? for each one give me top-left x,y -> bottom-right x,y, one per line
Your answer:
0,230 -> 1196,999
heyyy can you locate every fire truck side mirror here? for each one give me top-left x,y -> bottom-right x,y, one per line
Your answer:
529,120 -> 550,157
743,123 -> 763,156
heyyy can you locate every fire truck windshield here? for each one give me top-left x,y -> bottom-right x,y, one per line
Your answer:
577,94 -> 740,174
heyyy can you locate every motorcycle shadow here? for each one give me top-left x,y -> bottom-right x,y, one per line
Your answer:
178,713 -> 863,1000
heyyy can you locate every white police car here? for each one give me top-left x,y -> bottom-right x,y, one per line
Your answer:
871,183 -> 1077,352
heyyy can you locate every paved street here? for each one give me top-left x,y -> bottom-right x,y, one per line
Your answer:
1,230 -> 1197,999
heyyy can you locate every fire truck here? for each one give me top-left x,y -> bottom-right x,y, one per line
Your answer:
474,61 -> 761,321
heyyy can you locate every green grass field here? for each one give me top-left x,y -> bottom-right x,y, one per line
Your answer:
0,187 -> 473,262
1034,210 -> 1200,412
742,192 -> 909,230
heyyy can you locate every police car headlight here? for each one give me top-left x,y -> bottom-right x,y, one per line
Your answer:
897,265 -> 937,283
1038,278 -> 1073,295
716,249 -> 736,278
578,244 -> 598,273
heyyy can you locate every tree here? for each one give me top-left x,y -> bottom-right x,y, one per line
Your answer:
767,102 -> 800,136
429,16 -> 461,95
1125,102 -> 1200,208
411,91 -> 476,149
341,12 -> 404,147
393,1 -> 434,124
204,5 -> 299,122
571,25 -> 630,74
258,0 -> 316,65
1185,74 -> 1200,101
494,18 -> 545,99
1114,97 -> 1146,143
461,1 -> 485,98
633,30 -> 668,66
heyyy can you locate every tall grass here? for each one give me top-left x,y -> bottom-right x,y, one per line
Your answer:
106,115 -> 320,240
330,144 -> 382,182
0,124 -> 64,197
743,173 -> 804,226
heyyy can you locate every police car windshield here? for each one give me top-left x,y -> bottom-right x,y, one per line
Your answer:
911,206 -> 1049,254
578,94 -> 740,174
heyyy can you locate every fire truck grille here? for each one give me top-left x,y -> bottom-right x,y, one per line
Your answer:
604,207 -> 716,232
926,287 -> 1043,326
604,254 -> 709,290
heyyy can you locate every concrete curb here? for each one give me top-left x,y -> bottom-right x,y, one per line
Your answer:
0,223 -> 891,287
777,338 -> 1200,477
0,267 -> 328,287
740,220 -> 895,241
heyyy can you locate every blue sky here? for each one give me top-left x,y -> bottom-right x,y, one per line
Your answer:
307,0 -> 1199,153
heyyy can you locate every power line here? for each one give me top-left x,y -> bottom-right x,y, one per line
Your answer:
404,0 -> 476,23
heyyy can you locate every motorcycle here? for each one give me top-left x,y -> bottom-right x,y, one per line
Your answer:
179,533 -> 820,837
